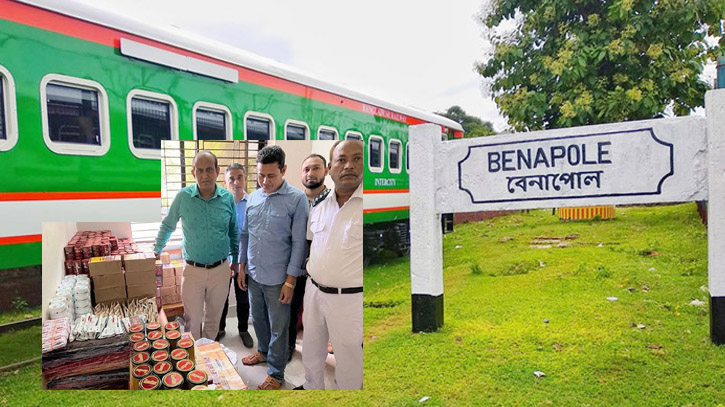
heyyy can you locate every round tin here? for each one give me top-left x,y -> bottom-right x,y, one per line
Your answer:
165,330 -> 181,349
131,363 -> 152,390
170,348 -> 188,363
176,359 -> 194,376
131,351 -> 151,366
162,371 -> 184,390
129,332 -> 146,346
186,369 -> 207,389
153,360 -> 173,377
152,339 -> 170,352
177,337 -> 195,360
191,385 -> 208,390
150,350 -> 169,365
146,322 -> 161,332
138,374 -> 161,390
129,323 -> 144,334
165,321 -> 179,332
147,330 -> 163,341
133,340 -> 151,354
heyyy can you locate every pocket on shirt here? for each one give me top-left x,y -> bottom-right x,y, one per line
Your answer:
342,220 -> 363,250
269,207 -> 291,235
247,202 -> 264,229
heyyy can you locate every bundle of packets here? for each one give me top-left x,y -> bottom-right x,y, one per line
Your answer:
42,317 -> 71,354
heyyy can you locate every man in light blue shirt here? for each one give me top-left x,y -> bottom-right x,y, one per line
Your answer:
154,151 -> 239,340
238,145 -> 308,390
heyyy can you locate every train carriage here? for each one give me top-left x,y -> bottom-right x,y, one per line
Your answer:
0,0 -> 463,275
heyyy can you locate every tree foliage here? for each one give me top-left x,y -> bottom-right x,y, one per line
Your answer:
436,106 -> 496,137
478,0 -> 725,131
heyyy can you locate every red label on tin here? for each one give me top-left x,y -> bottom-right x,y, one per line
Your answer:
153,361 -> 171,375
133,341 -> 150,352
151,350 -> 168,362
130,324 -> 144,332
132,352 -> 150,364
134,365 -> 151,377
165,322 -> 179,331
130,333 -> 145,342
163,372 -> 182,387
178,338 -> 192,347
140,375 -> 159,390
152,339 -> 169,349
166,330 -> 180,339
188,370 -> 206,383
177,360 -> 193,371
147,322 -> 160,330
171,349 -> 187,359
147,331 -> 162,340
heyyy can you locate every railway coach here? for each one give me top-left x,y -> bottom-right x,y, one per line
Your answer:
0,0 -> 463,274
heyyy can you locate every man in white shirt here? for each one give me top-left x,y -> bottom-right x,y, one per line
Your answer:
295,140 -> 363,390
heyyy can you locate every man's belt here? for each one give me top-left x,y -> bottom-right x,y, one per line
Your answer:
310,278 -> 362,294
186,258 -> 226,269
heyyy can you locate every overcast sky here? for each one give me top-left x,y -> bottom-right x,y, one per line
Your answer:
79,0 -> 509,131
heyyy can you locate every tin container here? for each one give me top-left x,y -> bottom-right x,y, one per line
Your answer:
133,340 -> 151,354
170,348 -> 188,363
191,385 -> 208,390
131,363 -> 152,390
186,369 -> 208,389
138,374 -> 161,390
147,330 -> 163,341
162,371 -> 184,390
131,351 -> 151,366
152,339 -> 170,353
177,337 -> 195,361
129,323 -> 145,334
175,359 -> 194,376
150,350 -> 169,365
153,360 -> 173,378
129,333 -> 146,348
165,330 -> 181,349
146,322 -> 161,333
164,321 -> 179,332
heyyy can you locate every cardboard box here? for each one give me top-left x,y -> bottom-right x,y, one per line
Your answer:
124,252 -> 156,273
127,283 -> 156,299
162,302 -> 184,318
176,285 -> 182,295
88,256 -> 122,277
160,286 -> 175,297
162,265 -> 175,278
174,265 -> 184,276
160,252 -> 171,264
162,275 -> 175,287
94,285 -> 126,303
92,273 -> 125,289
126,269 -> 156,285
175,276 -> 183,286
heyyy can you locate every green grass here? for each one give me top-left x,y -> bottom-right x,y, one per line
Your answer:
2,203 -> 723,406
0,326 -> 40,367
0,306 -> 41,325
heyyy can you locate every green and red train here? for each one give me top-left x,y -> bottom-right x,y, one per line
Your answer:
0,0 -> 463,272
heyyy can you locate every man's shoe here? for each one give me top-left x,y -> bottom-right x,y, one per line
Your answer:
240,331 -> 253,348
242,352 -> 266,366
214,330 -> 226,342
257,376 -> 281,390
293,385 -> 305,390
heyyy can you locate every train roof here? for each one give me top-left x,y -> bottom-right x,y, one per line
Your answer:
18,0 -> 464,132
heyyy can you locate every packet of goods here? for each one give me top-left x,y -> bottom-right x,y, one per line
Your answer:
42,317 -> 71,354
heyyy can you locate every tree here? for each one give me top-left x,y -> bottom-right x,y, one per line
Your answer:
478,0 -> 724,131
436,106 -> 496,137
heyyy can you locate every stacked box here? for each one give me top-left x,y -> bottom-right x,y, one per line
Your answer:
89,255 -> 126,305
160,261 -> 184,305
124,253 -> 157,300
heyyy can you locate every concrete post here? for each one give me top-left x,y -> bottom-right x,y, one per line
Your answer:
409,124 -> 444,332
707,89 -> 725,344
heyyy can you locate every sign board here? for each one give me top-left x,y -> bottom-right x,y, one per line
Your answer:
409,89 -> 724,344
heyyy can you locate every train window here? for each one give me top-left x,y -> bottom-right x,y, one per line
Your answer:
345,131 -> 363,141
406,142 -> 410,173
0,65 -> 16,152
285,120 -> 309,140
317,126 -> 338,140
127,89 -> 178,160
368,135 -> 384,173
389,139 -> 402,174
244,112 -> 275,140
193,102 -> 232,140
40,74 -> 110,156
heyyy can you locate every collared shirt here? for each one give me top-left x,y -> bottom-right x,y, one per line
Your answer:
235,192 -> 249,231
155,184 -> 239,264
240,180 -> 309,285
310,186 -> 331,208
306,183 -> 363,288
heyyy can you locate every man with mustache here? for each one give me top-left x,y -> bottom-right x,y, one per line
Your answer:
154,151 -> 239,341
238,145 -> 308,390
295,140 -> 363,390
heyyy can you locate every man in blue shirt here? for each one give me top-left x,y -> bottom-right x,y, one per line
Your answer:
238,145 -> 308,390
216,163 -> 253,348
154,151 -> 239,341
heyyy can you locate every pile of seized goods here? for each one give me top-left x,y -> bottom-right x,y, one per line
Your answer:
42,298 -> 159,390
130,321 -> 211,390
